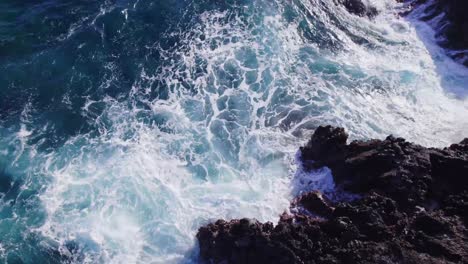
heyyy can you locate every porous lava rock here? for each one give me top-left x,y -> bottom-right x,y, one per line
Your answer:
197,126 -> 468,264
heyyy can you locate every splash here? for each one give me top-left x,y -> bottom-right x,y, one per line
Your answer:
0,0 -> 467,263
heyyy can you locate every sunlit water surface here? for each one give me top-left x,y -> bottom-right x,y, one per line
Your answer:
0,0 -> 467,263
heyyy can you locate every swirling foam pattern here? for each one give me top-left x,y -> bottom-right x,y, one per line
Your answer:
0,0 -> 467,263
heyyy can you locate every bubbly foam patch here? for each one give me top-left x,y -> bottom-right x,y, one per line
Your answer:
40,0 -> 468,262
1,0 -> 467,263
37,97 -> 294,263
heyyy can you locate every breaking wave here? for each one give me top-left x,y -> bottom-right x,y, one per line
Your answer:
0,0 -> 467,263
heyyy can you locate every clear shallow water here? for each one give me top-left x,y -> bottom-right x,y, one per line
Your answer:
0,0 -> 467,263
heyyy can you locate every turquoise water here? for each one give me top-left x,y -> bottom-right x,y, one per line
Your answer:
1,0 -> 468,263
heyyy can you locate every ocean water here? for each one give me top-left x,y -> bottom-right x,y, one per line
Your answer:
0,0 -> 467,263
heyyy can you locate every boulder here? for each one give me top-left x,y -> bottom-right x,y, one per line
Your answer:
295,190 -> 335,217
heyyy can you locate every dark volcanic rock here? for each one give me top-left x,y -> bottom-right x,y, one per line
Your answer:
294,190 -> 335,217
300,126 -> 348,170
336,0 -> 379,18
403,0 -> 468,66
302,126 -> 468,211
197,126 -> 468,264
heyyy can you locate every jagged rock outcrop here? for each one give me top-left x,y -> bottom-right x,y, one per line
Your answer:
402,0 -> 468,66
335,0 -> 379,18
293,191 -> 335,218
197,126 -> 468,263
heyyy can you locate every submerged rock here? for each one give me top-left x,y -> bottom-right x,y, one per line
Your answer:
197,126 -> 468,263
335,0 -> 379,18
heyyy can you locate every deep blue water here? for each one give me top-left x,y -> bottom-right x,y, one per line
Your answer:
1,0 -> 468,263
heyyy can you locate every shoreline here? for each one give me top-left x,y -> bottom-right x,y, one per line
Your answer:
197,125 -> 468,263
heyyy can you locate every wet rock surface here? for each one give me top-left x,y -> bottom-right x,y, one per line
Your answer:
335,0 -> 379,18
294,190 -> 335,218
197,126 -> 468,263
402,0 -> 468,66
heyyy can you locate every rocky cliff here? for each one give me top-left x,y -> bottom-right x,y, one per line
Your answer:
197,126 -> 468,263
403,0 -> 468,66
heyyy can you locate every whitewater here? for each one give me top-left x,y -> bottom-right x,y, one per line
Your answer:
0,0 -> 467,263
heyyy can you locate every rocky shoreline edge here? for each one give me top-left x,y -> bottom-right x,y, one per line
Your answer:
401,0 -> 468,66
196,126 -> 468,263
337,0 -> 468,66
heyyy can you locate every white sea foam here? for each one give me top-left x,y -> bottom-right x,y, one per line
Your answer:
12,0 -> 466,263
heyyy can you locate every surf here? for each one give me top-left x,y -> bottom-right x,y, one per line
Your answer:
0,0 -> 467,263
